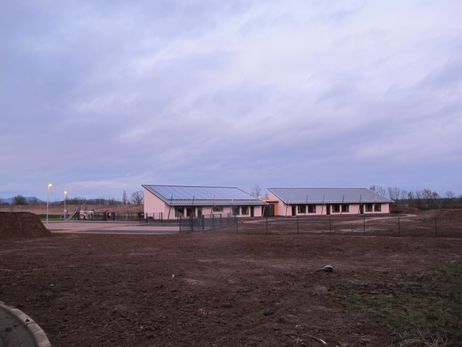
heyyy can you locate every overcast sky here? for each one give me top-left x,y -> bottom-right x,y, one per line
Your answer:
1,0 -> 461,200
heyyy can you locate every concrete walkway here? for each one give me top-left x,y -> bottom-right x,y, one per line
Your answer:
0,302 -> 51,347
45,221 -> 179,235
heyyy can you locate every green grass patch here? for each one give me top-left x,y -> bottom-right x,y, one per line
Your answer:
336,264 -> 462,346
38,214 -> 63,221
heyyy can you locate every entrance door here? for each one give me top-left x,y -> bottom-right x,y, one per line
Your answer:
360,204 -> 364,214
326,204 -> 330,215
291,205 -> 296,216
250,206 -> 254,217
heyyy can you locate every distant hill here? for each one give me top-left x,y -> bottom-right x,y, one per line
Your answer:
0,196 -> 45,205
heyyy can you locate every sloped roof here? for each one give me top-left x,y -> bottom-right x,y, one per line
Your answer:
267,188 -> 392,204
142,184 -> 266,206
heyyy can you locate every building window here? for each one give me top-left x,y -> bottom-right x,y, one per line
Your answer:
308,204 -> 316,213
175,207 -> 184,217
342,204 -> 349,213
212,206 -> 223,212
232,206 -> 240,216
365,204 -> 373,212
374,204 -> 381,212
186,207 -> 195,217
332,204 -> 340,213
297,205 -> 306,214
241,206 -> 248,215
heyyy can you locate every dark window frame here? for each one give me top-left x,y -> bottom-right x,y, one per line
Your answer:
175,207 -> 184,217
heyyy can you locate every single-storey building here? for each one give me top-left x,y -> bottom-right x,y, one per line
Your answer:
142,184 -> 267,220
265,188 -> 392,216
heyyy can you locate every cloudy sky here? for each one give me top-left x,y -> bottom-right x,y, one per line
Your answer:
1,0 -> 461,200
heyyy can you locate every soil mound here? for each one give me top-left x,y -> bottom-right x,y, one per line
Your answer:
0,212 -> 50,240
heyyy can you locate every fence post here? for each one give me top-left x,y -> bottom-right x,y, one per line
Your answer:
398,216 -> 401,236
190,216 -> 194,232
434,217 -> 437,237
212,214 -> 215,230
363,216 -> 366,234
220,214 -> 223,227
235,216 -> 238,233
296,216 -> 299,234
179,216 -> 182,233
202,215 -> 205,230
329,216 -> 332,233
266,216 -> 268,234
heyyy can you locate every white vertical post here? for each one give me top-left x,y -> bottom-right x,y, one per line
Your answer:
46,183 -> 53,223
64,190 -> 68,219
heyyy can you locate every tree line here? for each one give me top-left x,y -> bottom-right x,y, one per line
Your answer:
369,185 -> 462,209
3,190 -> 144,206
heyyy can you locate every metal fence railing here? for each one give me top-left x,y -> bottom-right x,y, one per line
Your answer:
228,215 -> 462,238
69,211 -> 144,221
179,214 -> 237,232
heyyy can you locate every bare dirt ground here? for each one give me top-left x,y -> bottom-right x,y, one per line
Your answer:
1,227 -> 461,346
0,212 -> 50,239
238,209 -> 462,238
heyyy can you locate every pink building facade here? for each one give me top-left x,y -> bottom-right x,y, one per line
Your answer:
143,184 -> 265,220
266,188 -> 392,217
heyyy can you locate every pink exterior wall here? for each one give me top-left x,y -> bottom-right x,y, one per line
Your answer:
144,189 -> 264,220
238,206 -> 263,217
143,188 -> 171,218
267,191 -> 391,217
378,203 -> 390,213
254,206 -> 263,217
267,192 -> 289,216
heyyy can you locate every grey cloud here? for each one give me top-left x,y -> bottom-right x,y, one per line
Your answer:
1,0 -> 462,198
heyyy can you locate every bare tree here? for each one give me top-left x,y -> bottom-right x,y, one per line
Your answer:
387,187 -> 402,200
13,195 -> 27,205
421,188 -> 438,200
250,184 -> 262,198
370,185 -> 386,197
399,190 -> 408,200
445,191 -> 455,199
131,191 -> 144,205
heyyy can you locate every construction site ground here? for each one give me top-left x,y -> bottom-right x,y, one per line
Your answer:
1,210 -> 462,346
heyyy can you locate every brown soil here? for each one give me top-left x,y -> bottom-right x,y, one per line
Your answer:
236,209 -> 462,238
0,212 -> 50,240
1,231 -> 461,346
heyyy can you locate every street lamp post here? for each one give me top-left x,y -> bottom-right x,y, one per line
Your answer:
64,190 -> 68,220
46,183 -> 53,223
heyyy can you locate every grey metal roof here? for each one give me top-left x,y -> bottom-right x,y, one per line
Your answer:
142,184 -> 266,207
267,188 -> 392,204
